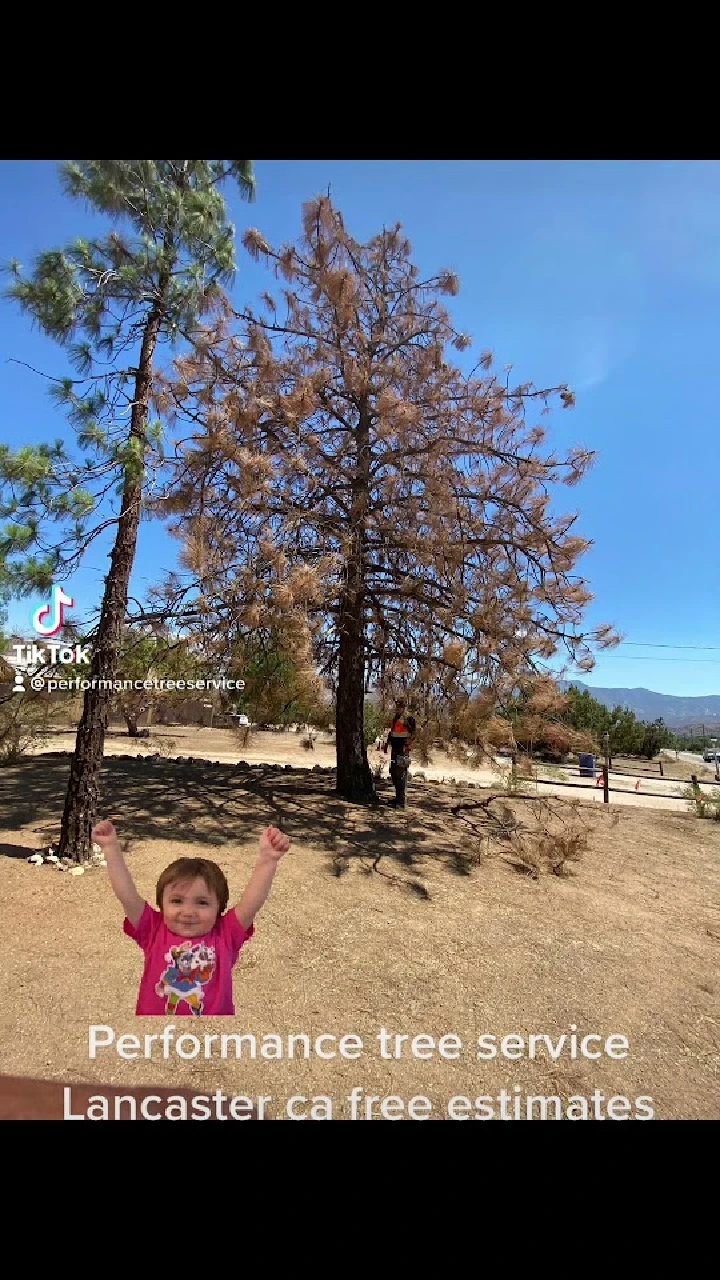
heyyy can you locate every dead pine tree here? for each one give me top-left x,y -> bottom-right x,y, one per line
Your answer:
157,197 -> 618,805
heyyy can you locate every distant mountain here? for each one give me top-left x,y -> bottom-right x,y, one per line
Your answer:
562,681 -> 720,729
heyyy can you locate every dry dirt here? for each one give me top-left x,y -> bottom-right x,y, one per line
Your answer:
26,724 -> 720,812
1,727 -> 719,1120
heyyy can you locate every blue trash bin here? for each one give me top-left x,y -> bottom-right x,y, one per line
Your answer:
578,752 -> 596,777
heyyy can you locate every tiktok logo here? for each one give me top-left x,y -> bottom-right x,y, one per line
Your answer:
31,585 -> 75,638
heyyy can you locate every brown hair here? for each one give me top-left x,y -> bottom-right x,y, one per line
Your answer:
155,858 -> 229,915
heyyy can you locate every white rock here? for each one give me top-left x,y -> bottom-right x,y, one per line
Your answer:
69,866 -> 85,877
55,863 -> 66,871
46,855 -> 59,864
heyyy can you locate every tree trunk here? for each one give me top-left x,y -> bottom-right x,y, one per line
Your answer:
335,404 -> 376,805
335,606 -> 375,803
56,304 -> 165,862
122,711 -> 143,742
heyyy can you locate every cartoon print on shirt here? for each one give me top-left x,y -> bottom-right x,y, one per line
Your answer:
155,940 -> 216,1015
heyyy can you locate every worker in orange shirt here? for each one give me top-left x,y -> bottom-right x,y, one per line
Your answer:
383,696 -> 417,809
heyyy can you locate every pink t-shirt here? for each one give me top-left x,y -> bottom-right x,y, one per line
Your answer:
123,903 -> 254,1016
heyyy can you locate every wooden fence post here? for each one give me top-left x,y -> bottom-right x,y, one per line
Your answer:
603,763 -> 609,804
659,760 -> 664,777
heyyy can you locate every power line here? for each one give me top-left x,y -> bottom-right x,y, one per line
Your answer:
619,641 -> 720,651
623,656 -> 720,664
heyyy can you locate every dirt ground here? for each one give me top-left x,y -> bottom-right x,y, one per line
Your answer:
27,724 -> 720,813
2,728 -> 719,1120
614,754 -> 718,783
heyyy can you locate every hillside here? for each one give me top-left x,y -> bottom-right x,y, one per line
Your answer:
563,681 -> 720,729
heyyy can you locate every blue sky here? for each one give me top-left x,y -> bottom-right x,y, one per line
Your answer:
1,159 -> 719,696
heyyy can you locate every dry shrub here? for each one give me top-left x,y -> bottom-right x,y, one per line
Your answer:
0,691 -> 65,765
506,797 -> 590,879
515,826 -> 588,878
142,736 -> 178,759
684,786 -> 720,822
461,793 -> 590,881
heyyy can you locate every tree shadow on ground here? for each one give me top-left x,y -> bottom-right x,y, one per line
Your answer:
0,754 -> 491,899
0,841 -> 32,861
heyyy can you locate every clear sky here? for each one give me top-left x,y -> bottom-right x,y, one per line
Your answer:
1,159 -> 719,696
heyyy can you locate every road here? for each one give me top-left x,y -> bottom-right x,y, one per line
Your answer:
661,749 -> 712,766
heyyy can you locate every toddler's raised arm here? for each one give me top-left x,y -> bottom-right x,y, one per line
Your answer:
92,820 -> 145,928
233,826 -> 290,930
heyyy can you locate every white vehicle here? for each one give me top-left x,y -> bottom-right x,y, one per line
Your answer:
703,749 -> 719,763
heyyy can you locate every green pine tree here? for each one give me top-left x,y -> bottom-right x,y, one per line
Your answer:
1,161 -> 255,860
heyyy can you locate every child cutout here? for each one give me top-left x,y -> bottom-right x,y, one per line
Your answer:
93,820 -> 290,1016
